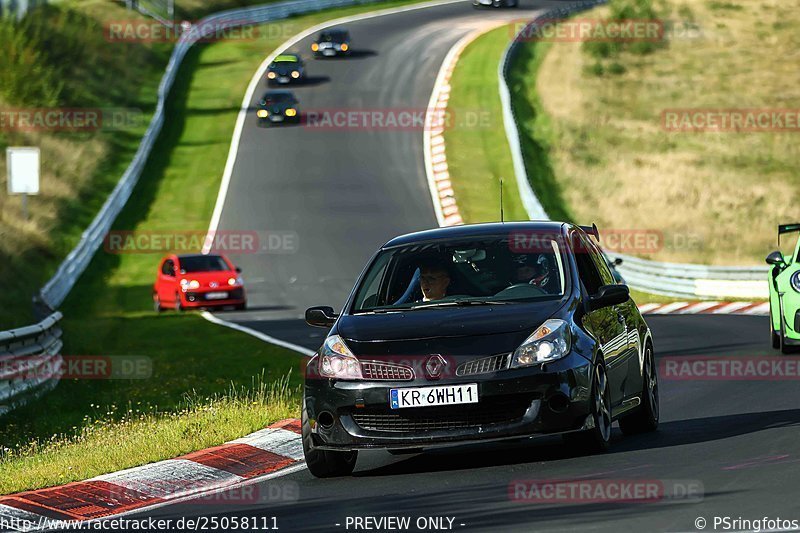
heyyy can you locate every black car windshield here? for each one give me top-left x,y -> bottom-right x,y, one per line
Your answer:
262,93 -> 293,104
351,236 -> 567,313
179,255 -> 229,273
320,31 -> 347,42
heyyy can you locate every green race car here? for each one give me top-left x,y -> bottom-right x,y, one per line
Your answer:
767,223 -> 800,353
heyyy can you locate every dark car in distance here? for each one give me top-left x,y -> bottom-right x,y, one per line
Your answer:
311,28 -> 351,57
256,90 -> 300,126
472,0 -> 518,7
266,53 -> 305,85
302,222 -> 658,477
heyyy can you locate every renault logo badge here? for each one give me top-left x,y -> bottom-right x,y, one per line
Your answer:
425,355 -> 446,379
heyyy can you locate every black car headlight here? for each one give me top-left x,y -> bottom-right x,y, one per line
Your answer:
319,335 -> 363,380
791,271 -> 800,293
511,319 -> 571,367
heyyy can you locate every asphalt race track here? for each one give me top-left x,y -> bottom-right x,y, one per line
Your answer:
136,314 -> 800,531
133,1 -> 800,530
211,0 -> 567,349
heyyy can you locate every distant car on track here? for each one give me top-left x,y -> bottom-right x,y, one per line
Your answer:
266,53 -> 305,85
311,28 -> 351,57
153,253 -> 246,311
767,223 -> 800,353
256,90 -> 300,126
301,222 -> 658,477
472,0 -> 518,7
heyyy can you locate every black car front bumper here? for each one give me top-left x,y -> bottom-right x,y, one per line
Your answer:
258,114 -> 300,126
304,353 -> 593,451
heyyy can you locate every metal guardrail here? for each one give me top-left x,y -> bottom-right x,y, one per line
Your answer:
0,312 -> 63,417
38,0 -> 389,310
0,0 -> 396,417
497,1 -> 768,300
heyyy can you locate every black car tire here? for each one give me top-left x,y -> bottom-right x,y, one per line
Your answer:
302,401 -> 358,478
780,327 -> 796,355
234,302 -> 247,311
771,309 -> 781,349
563,362 -> 611,453
618,344 -> 659,435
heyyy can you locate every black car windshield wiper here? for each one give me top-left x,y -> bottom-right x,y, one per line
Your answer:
362,305 -> 416,314
358,299 -> 515,314
411,299 -> 513,309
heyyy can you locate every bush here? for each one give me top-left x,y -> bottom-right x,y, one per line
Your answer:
581,0 -> 667,70
0,4 -> 162,108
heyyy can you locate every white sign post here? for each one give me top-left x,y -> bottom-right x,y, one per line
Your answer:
7,147 -> 40,220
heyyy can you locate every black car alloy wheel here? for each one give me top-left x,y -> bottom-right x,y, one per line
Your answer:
619,344 -> 659,434
594,364 -> 612,442
564,361 -> 611,452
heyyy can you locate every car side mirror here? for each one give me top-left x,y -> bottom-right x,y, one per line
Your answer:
612,257 -> 623,266
589,284 -> 630,311
766,251 -> 786,267
235,267 -> 242,273
305,306 -> 338,328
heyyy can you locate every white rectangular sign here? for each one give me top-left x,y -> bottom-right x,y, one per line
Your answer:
7,147 -> 40,195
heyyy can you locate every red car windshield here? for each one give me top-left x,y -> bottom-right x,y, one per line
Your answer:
179,255 -> 229,273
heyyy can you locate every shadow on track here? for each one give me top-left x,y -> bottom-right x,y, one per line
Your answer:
313,49 -> 377,60
353,409 -> 800,477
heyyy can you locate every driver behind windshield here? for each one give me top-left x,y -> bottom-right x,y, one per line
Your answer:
418,261 -> 451,302
512,254 -> 551,289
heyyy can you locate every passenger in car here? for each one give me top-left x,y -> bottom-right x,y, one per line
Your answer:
418,261 -> 451,302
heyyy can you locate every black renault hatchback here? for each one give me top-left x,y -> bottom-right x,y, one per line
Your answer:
302,222 -> 658,477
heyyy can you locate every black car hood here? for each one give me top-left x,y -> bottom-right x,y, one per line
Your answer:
260,102 -> 291,113
337,299 -> 564,343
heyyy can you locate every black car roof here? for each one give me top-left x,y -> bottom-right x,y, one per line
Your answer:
382,221 -> 570,248
321,27 -> 348,35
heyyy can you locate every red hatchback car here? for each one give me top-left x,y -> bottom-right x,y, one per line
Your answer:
153,253 -> 246,311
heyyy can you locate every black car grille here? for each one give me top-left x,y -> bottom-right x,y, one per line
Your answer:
456,353 -> 511,377
361,361 -> 414,381
351,395 -> 531,432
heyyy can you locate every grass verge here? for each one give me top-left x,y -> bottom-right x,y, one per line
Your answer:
441,22 -> 726,305
446,1 -> 800,266
0,0 -> 310,330
0,0 -> 426,494
443,25 -> 528,223
0,375 -> 296,495
534,0 -> 800,265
